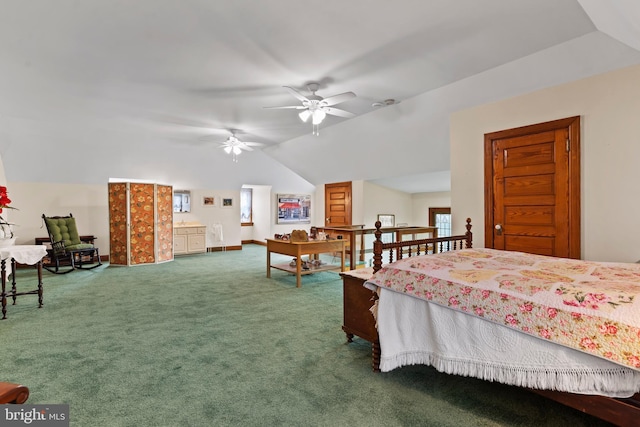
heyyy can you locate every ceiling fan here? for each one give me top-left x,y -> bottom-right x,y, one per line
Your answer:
214,133 -> 265,162
265,83 -> 356,135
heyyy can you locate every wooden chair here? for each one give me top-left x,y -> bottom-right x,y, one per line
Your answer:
0,382 -> 29,404
42,213 -> 102,274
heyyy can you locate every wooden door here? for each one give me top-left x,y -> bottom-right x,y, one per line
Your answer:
484,116 -> 580,258
325,181 -> 352,226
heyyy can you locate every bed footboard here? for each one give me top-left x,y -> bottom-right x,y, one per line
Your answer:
372,218 -> 472,273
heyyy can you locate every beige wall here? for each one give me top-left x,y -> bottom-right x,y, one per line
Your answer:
9,182 -> 109,247
451,63 -> 640,262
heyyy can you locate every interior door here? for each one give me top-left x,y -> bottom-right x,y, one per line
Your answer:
484,116 -> 580,258
325,181 -> 352,226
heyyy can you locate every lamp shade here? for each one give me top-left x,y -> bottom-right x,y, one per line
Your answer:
298,110 -> 312,122
312,109 -> 326,125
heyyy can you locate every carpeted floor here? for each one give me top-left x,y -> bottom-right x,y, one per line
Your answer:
0,244 -> 614,426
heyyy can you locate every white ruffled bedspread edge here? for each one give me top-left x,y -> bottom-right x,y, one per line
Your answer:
374,287 -> 640,398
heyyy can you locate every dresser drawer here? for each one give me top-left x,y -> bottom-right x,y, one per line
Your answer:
175,227 -> 198,235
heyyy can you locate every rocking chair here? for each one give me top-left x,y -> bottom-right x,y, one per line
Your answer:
42,213 -> 102,274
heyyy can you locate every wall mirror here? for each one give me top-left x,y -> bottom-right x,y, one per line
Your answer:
173,190 -> 191,213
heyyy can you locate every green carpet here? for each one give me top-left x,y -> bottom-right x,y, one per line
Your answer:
0,245 -> 613,426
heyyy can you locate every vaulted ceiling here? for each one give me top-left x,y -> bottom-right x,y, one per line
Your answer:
1,1 -> 640,192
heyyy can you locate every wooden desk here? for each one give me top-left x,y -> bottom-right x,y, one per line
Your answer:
266,238 -> 346,288
0,245 -> 48,319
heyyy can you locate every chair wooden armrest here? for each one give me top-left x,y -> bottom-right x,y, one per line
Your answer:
0,381 -> 29,404
51,240 -> 67,255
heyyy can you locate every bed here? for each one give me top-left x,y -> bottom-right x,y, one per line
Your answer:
353,218 -> 640,426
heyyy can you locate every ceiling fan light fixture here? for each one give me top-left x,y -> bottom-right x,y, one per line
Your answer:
266,83 -> 356,136
224,146 -> 232,154
312,109 -> 326,125
232,146 -> 242,155
298,110 -> 312,122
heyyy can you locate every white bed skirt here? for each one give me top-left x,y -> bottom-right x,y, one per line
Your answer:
375,287 -> 640,398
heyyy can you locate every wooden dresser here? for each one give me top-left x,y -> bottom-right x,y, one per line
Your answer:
340,268 -> 380,371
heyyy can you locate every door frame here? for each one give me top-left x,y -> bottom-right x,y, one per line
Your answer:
483,116 -> 581,258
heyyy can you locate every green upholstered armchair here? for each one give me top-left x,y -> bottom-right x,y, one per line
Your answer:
42,213 -> 102,274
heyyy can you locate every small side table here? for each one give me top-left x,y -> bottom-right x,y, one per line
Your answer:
0,245 -> 48,319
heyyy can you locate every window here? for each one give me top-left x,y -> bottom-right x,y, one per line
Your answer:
173,190 -> 191,213
429,207 -> 451,238
240,188 -> 253,225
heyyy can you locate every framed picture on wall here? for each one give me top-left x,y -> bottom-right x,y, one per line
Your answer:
377,214 -> 395,227
221,197 -> 233,208
277,194 -> 311,224
202,196 -> 216,207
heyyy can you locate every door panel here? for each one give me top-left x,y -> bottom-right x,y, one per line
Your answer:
325,182 -> 352,226
484,116 -> 580,258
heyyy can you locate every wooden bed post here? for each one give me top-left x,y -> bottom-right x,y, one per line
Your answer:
465,218 -> 472,249
373,221 -> 383,273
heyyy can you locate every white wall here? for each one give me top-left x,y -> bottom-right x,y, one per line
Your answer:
313,180 -> 442,230
451,63 -> 640,262
411,191 -> 451,225
362,182 -> 413,228
8,182 -> 243,253
186,188 -> 242,249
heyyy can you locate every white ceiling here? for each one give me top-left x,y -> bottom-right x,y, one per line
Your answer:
1,1 -> 640,192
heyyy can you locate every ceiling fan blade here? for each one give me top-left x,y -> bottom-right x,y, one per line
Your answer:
200,135 -> 229,142
321,91 -> 356,106
283,86 -> 310,103
238,144 -> 254,151
323,107 -> 355,118
263,105 -> 306,110
241,142 -> 265,147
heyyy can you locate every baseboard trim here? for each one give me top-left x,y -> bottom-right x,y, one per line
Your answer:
206,245 -> 242,252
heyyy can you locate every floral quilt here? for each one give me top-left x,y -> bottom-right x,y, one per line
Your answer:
367,248 -> 640,370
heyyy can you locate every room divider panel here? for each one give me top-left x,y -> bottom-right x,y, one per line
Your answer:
108,182 -> 174,266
